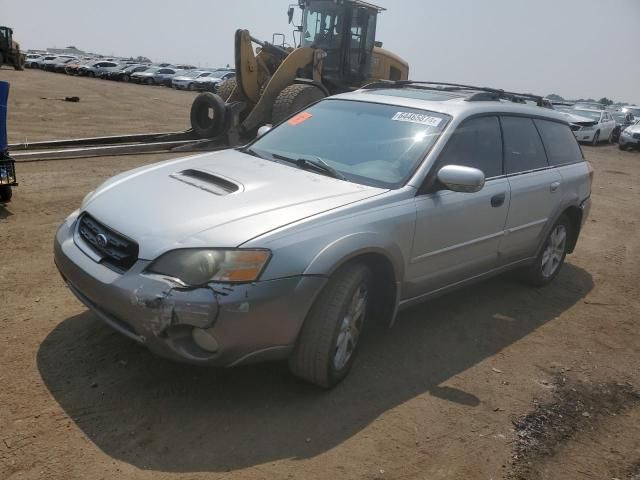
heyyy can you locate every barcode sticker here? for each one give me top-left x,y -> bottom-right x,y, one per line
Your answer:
392,112 -> 442,126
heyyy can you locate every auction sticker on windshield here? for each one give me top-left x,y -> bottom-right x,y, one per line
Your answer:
392,112 -> 442,126
288,111 -> 313,126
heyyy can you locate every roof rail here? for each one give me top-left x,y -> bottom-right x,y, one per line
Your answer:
362,81 -> 547,107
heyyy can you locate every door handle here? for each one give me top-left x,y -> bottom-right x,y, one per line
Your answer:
550,181 -> 561,193
491,192 -> 506,208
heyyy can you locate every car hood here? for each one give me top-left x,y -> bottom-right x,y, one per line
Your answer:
624,123 -> 640,134
82,150 -> 386,259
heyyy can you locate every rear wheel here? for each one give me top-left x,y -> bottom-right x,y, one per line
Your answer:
272,84 -> 326,125
0,186 -> 12,202
216,78 -> 241,102
521,214 -> 572,287
289,263 -> 372,388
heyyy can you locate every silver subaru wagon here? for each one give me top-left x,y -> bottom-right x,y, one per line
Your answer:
54,83 -> 592,387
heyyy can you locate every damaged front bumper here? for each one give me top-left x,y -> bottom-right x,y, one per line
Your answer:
53,215 -> 326,367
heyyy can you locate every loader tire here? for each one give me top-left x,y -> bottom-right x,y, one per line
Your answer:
272,84 -> 326,125
216,78 -> 241,103
190,92 -> 227,139
14,56 -> 25,71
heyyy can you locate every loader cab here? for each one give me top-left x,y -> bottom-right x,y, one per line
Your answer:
0,27 -> 12,50
299,0 -> 381,88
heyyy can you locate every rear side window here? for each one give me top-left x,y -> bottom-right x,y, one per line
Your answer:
437,116 -> 503,178
534,119 -> 583,166
501,116 -> 549,174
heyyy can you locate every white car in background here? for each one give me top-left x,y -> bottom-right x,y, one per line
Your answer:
619,120 -> 640,151
172,70 -> 212,90
569,109 -> 616,145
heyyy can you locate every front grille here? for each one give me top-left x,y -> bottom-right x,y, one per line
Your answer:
0,159 -> 17,186
78,214 -> 139,272
633,133 -> 640,140
570,124 -> 581,132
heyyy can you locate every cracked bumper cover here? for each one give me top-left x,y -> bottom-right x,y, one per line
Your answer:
53,218 -> 327,367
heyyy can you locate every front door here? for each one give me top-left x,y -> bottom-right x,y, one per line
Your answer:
405,116 -> 510,299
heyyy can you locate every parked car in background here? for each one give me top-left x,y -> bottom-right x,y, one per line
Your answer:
619,120 -> 640,151
569,109 -> 616,145
152,67 -> 183,86
108,64 -> 149,82
172,70 -> 212,90
174,64 -> 197,71
97,63 -> 128,79
80,60 -> 119,77
573,102 -> 605,111
131,66 -> 161,84
621,105 -> 640,119
53,57 -> 78,73
611,111 -> 635,143
54,83 -> 592,387
193,69 -> 236,91
24,53 -> 43,68
65,59 -> 94,75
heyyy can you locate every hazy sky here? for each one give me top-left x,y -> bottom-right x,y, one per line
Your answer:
4,0 -> 640,103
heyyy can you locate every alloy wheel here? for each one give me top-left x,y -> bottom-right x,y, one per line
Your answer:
541,224 -> 567,278
333,284 -> 368,370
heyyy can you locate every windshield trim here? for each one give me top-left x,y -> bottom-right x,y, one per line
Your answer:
244,98 -> 452,189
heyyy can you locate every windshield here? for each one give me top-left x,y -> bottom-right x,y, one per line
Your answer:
249,99 -> 449,188
572,110 -> 602,121
210,70 -> 231,78
301,0 -> 342,49
180,70 -> 202,78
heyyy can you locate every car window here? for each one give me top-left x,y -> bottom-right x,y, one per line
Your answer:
534,120 -> 583,166
437,116 -> 503,178
501,116 -> 549,174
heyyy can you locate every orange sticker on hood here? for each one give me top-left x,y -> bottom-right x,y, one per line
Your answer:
288,111 -> 313,126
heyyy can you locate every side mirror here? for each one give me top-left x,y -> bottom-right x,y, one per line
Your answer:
288,7 -> 295,24
257,125 -> 272,137
437,165 -> 485,193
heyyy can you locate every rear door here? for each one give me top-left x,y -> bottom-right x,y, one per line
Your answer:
498,116 -> 562,265
406,115 -> 510,298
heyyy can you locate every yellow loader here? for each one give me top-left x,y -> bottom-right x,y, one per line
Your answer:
190,0 -> 409,141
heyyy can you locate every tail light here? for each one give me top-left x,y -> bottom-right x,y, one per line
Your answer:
586,161 -> 594,188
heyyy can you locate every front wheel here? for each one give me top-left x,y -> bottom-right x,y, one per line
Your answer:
146,78 -> 154,85
122,74 -> 129,82
521,215 -> 572,287
289,263 -> 372,388
591,131 -> 600,146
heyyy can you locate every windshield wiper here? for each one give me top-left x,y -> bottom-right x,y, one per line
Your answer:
271,153 -> 345,180
242,147 -> 267,159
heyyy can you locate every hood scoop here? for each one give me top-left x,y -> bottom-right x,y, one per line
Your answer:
170,169 -> 239,196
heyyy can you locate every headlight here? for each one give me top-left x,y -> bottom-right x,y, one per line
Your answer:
147,249 -> 271,286
622,129 -> 632,136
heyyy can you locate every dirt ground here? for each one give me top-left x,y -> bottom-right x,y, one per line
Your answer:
1,67 -> 639,480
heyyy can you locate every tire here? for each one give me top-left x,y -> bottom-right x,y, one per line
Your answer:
216,78 -> 241,102
591,131 -> 600,146
190,92 -> 227,139
145,78 -> 154,85
272,84 -> 327,125
608,129 -> 614,144
122,74 -> 129,83
521,214 -> 572,287
187,83 -> 194,91
0,186 -> 12,202
14,56 -> 25,71
88,71 -> 95,78
289,263 -> 372,388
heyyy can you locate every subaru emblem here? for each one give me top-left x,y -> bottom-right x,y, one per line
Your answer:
96,233 -> 108,248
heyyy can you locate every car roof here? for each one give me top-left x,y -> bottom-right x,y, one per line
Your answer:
572,108 -> 604,113
333,87 -> 568,123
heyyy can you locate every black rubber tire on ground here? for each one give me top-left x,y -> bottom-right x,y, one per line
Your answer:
289,263 -> 372,388
520,214 -> 572,287
216,78 -> 241,103
14,56 -> 24,71
190,92 -> 227,139
591,131 -> 600,146
272,84 -> 327,125
122,74 -> 130,83
0,186 -> 13,202
145,77 -> 153,85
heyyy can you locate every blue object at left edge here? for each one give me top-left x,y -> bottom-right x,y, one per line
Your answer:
0,81 -> 9,153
